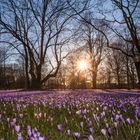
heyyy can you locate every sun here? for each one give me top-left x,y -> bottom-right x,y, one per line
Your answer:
77,60 -> 88,71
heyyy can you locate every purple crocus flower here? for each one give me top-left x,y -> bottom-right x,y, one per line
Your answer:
19,114 -> 23,119
15,125 -> 20,133
30,136 -> 37,140
11,121 -> 15,127
38,137 -> 44,140
101,111 -> 105,118
90,127 -> 93,133
113,122 -> 117,128
28,129 -> 32,137
74,132 -> 80,139
126,118 -> 131,124
84,115 -> 87,119
7,118 -> 10,122
27,125 -> 31,130
106,123 -> 109,128
50,117 -> 54,122
57,124 -> 63,131
135,106 -> 140,119
88,135 -> 94,140
80,122 -> 84,128
13,118 -> 17,123
115,115 -> 119,121
101,129 -> 106,136
66,129 -> 71,135
17,134 -> 23,140
83,109 -> 87,114
89,120 -> 92,126
16,104 -> 20,110
32,130 -> 37,139
108,127 -> 112,136
37,132 -> 40,137
119,114 -> 125,123
76,110 -> 81,115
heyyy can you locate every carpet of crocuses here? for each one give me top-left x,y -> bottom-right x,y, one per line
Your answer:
0,89 -> 140,140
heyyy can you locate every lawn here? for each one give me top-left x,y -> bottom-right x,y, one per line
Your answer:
0,89 -> 140,140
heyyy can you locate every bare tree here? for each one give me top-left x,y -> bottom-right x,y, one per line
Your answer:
106,42 -> 137,89
108,50 -> 126,88
0,48 -> 6,88
106,0 -> 140,88
0,0 -> 86,89
0,45 -> 13,88
68,0 -> 140,88
66,51 -> 80,89
79,13 -> 108,88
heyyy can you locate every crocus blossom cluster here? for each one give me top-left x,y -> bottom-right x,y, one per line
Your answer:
0,89 -> 139,139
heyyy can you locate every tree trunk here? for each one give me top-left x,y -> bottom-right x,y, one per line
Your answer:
116,67 -> 121,88
126,57 -> 130,89
30,78 -> 41,89
30,70 -> 42,89
24,47 -> 30,89
117,75 -> 121,88
24,57 -> 30,89
135,61 -> 140,89
30,65 -> 42,89
25,65 -> 30,89
92,72 -> 97,89
107,71 -> 111,88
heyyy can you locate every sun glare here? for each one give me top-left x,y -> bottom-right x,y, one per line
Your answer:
77,60 -> 88,71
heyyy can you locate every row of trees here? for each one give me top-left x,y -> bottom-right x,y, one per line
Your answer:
0,0 -> 140,89
0,45 -> 137,89
59,45 -> 137,89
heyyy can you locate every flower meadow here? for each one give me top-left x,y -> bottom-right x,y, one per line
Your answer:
0,90 -> 140,140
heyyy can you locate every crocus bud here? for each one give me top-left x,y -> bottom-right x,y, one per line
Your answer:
101,129 -> 106,136
15,125 -> 20,133
57,124 -> 63,131
74,132 -> 80,139
88,135 -> 94,140
66,129 -> 71,135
